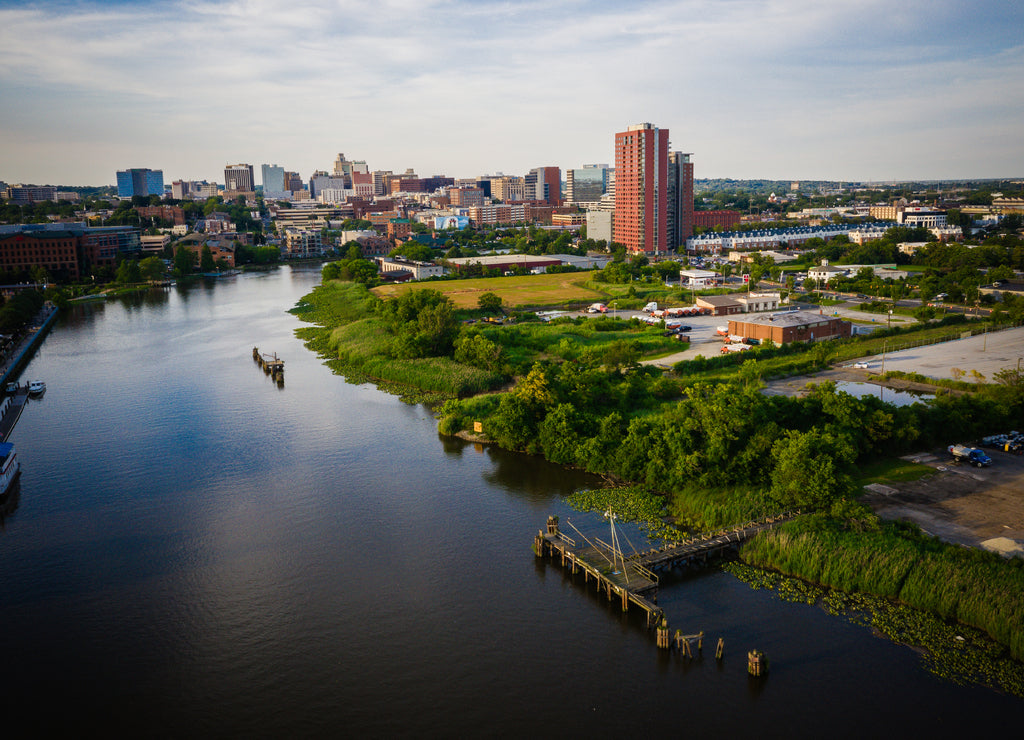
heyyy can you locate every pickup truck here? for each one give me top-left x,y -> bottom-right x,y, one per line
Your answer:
948,444 -> 992,468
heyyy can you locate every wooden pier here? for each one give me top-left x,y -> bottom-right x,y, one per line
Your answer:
252,347 -> 284,385
629,513 -> 797,573
535,516 -> 664,626
534,512 -> 797,629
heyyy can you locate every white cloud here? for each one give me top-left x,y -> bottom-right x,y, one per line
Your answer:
0,0 -> 1021,183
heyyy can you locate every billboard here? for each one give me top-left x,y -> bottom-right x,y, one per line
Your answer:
435,215 -> 469,230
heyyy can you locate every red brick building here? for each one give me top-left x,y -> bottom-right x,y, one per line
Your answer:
694,210 -> 742,230
728,310 -> 852,344
613,123 -> 669,255
0,225 -> 140,280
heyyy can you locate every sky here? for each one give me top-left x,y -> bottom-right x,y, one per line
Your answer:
1,0 -> 1022,187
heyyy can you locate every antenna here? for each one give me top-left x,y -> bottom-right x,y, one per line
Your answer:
604,508 -> 629,584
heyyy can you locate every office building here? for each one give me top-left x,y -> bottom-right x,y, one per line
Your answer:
224,164 -> 254,192
566,164 -> 611,204
3,185 -> 58,204
116,168 -> 164,198
613,123 -> 668,255
667,151 -> 694,250
261,164 -> 286,194
524,167 -> 562,206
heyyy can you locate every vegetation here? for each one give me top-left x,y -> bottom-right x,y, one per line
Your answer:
373,271 -> 606,309
740,512 -> 1024,662
725,561 -> 1024,697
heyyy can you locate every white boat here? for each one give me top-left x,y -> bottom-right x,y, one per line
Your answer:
0,442 -> 19,495
28,380 -> 45,396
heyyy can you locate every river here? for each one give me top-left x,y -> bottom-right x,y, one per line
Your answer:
1,266 -> 1020,737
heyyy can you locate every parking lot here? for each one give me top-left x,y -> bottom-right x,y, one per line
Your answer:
862,445 -> 1024,555
858,325 -> 1024,382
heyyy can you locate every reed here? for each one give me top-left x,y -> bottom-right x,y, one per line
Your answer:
740,517 -> 1024,661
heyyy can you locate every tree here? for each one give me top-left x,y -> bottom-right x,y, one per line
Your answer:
139,256 -> 165,282
454,333 -> 506,373
199,245 -> 216,272
115,259 -> 141,284
174,245 -> 194,275
477,292 -> 502,313
601,340 -> 640,370
769,429 -> 856,509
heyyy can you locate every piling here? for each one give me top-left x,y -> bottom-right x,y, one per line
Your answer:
747,649 -> 769,677
657,619 -> 670,649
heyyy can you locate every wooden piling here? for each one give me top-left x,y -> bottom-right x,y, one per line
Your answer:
747,649 -> 768,677
656,619 -> 670,649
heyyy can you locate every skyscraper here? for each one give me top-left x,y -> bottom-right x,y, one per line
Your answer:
524,167 -> 562,206
566,164 -> 611,204
613,123 -> 668,255
224,164 -> 254,192
667,151 -> 694,250
116,168 -> 164,198
261,164 -> 286,194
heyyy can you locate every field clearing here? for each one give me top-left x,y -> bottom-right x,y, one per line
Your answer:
371,272 -> 606,309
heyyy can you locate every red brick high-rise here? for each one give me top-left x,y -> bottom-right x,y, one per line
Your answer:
613,123 -> 668,255
525,167 -> 562,207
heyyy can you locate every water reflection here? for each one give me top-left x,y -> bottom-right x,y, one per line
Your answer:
834,380 -> 934,406
479,442 -> 601,501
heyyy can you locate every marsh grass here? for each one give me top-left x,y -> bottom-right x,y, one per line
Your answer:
725,560 -> 1024,697
739,517 -> 1024,662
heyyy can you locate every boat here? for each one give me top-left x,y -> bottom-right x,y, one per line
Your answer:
28,380 -> 45,396
0,442 -> 20,495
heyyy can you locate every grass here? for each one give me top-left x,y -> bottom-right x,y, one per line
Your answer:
372,272 -> 606,309
740,515 -> 1024,662
854,457 -> 936,486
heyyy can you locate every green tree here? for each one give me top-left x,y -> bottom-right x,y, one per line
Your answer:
115,259 -> 141,284
139,256 -> 165,282
769,429 -> 856,509
199,245 -> 216,272
477,292 -> 502,313
454,333 -> 506,373
174,245 -> 194,275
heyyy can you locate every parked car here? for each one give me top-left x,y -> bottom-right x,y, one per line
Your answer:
853,361 -> 870,369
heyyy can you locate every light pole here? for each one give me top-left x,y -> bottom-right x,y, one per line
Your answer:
882,340 -> 887,374
887,309 -> 892,329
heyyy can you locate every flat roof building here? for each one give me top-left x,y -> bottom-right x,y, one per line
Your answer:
728,310 -> 852,345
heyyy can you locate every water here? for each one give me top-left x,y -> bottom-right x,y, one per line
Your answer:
1,267 -> 1020,737
833,380 -> 934,406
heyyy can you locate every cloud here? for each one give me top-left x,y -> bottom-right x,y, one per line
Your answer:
1,0 -> 1021,183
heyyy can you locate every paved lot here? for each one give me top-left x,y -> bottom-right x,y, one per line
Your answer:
858,325 -> 1024,382
862,446 -> 1024,555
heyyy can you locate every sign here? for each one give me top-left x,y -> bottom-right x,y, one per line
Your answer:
743,274 -> 750,283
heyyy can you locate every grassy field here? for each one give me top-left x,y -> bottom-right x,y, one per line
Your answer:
371,272 -> 606,309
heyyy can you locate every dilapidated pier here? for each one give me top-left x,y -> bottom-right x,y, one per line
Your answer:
534,512 -> 797,628
253,347 -> 284,385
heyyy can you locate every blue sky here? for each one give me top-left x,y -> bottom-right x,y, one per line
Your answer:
1,0 -> 1022,186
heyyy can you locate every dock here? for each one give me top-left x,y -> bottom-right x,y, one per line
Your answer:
534,512 -> 797,628
0,386 -> 30,443
0,302 -> 59,442
252,347 -> 284,385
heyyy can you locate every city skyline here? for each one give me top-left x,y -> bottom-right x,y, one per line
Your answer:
1,0 -> 1022,186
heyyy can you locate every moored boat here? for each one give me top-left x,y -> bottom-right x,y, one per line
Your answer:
28,380 -> 46,396
0,442 -> 20,495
